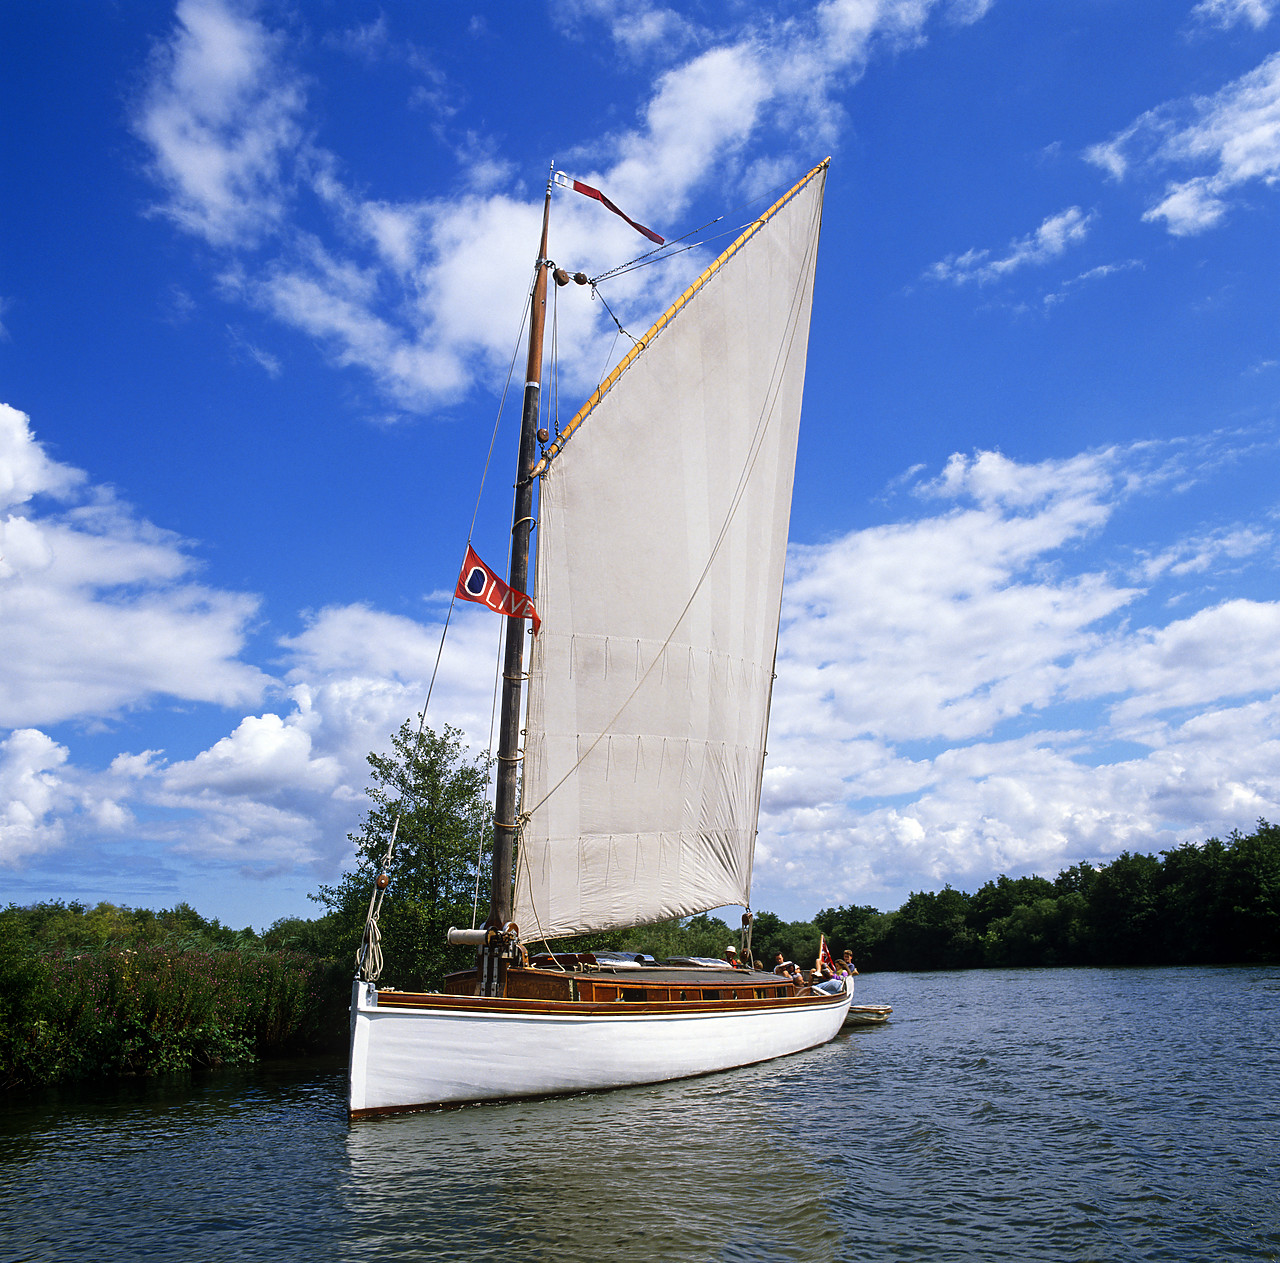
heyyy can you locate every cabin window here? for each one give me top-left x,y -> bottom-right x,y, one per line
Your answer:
704,989 -> 722,1001
620,989 -> 647,1002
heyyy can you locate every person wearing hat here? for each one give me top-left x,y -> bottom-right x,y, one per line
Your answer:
724,945 -> 742,969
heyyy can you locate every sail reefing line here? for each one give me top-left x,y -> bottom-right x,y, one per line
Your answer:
531,159 -> 829,481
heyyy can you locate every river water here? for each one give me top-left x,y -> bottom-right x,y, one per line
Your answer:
1,966 -> 1277,1262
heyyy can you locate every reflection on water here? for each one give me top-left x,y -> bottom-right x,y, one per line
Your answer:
342,1069 -> 843,1263
2,968 -> 1278,1262
0,1058 -> 350,1262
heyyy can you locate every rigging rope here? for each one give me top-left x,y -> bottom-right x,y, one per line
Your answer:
355,263 -> 542,983
587,174 -> 800,286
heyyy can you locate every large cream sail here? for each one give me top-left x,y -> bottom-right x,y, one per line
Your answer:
514,163 -> 826,939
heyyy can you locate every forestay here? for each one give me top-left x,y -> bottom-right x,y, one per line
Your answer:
514,163 -> 827,939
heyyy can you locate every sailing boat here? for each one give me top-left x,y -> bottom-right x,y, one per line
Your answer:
348,159 -> 849,1118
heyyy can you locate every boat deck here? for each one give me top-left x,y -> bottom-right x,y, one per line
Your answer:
386,962 -> 821,1007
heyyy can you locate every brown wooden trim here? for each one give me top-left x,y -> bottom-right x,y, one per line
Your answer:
374,988 -> 847,1018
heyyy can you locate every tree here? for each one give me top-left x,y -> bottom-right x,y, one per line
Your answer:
968,874 -> 1055,938
1086,850 -> 1161,964
314,719 -> 493,991
814,904 -> 890,970
748,913 -> 822,969
882,887 -> 978,970
1220,821 -> 1280,962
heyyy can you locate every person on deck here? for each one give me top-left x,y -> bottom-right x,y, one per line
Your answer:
773,952 -> 803,986
839,950 -> 859,977
724,946 -> 742,969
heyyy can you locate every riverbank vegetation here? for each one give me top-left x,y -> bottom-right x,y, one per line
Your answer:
4,714 -> 1275,1089
0,903 -> 348,1090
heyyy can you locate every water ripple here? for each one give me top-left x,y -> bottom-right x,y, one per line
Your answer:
2,968 -> 1277,1262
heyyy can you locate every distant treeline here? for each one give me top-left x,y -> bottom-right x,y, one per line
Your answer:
815,822 -> 1280,972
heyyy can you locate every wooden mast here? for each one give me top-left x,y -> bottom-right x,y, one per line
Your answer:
481,168 -> 552,988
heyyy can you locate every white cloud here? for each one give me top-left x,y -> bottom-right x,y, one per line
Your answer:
1086,51 -> 1280,236
926,207 -> 1095,285
1071,599 -> 1280,724
134,0 -> 306,248
83,602 -> 506,871
754,438 -> 1280,907
1192,0 -> 1278,30
0,729 -> 69,866
553,0 -> 702,59
5,415 -> 1280,909
0,402 -> 83,509
133,0 -> 977,417
0,403 -> 267,728
162,712 -> 343,797
1135,524 -> 1272,580
1042,259 -> 1143,309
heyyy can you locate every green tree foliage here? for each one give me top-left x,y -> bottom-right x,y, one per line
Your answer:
881,887 -> 979,970
569,912 -> 740,961
745,911 -> 823,969
813,904 -> 891,969
817,820 -> 1280,971
312,719 -> 494,991
1,900 -> 260,953
0,903 -> 348,1088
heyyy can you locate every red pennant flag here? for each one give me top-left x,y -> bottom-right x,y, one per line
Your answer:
820,934 -> 837,974
554,172 -> 664,245
455,545 -> 540,635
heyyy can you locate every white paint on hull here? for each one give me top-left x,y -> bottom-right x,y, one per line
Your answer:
348,980 -> 852,1115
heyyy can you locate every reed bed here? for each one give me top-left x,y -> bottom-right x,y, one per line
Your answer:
0,946 -> 348,1088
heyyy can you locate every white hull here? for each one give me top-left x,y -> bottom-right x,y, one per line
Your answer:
348,980 -> 852,1117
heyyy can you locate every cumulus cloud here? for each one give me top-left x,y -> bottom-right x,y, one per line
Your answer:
0,729 -> 69,865
5,412 -> 1280,909
89,602 -> 506,872
133,0 -> 980,415
755,437 -> 1280,907
0,404 -> 267,728
1085,51 -> 1280,235
926,207 -> 1095,285
0,406 -> 504,875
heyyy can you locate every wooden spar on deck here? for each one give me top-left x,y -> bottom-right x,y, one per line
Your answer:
480,168 -> 552,990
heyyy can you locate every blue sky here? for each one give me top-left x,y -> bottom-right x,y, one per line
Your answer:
3,0 -> 1280,931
